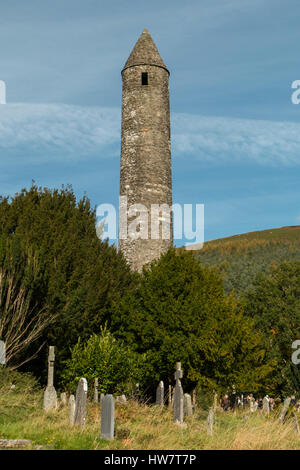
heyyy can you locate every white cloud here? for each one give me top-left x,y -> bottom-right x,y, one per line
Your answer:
1,103 -> 300,167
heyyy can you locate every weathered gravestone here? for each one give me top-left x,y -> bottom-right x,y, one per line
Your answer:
60,392 -> 67,406
173,362 -> 184,424
116,394 -> 127,404
74,378 -> 88,428
156,381 -> 164,406
293,412 -> 300,434
183,393 -> 193,417
278,397 -> 291,423
100,394 -> 115,440
262,396 -> 270,415
0,340 -> 6,365
249,396 -> 255,413
68,394 -> 76,426
168,385 -> 172,409
94,378 -> 99,403
206,407 -> 214,435
43,346 -> 58,412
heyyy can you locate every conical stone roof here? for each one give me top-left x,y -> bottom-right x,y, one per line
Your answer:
122,29 -> 169,73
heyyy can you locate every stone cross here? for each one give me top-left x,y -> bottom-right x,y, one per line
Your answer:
262,396 -> 270,414
173,362 -> 184,424
278,397 -> 291,423
0,340 -> 6,365
43,346 -> 58,412
206,407 -> 214,435
183,393 -> 193,417
94,378 -> 99,403
100,394 -> 115,440
74,378 -> 88,427
156,381 -> 164,406
68,394 -> 76,426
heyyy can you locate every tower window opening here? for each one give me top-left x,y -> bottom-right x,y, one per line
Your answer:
141,72 -> 148,85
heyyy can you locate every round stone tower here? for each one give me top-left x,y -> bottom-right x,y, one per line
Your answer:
119,29 -> 173,272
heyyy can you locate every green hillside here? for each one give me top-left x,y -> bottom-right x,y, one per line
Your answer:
184,226 -> 300,295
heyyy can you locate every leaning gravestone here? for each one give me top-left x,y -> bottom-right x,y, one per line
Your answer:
262,396 -> 270,415
156,381 -> 164,406
278,397 -> 291,423
74,378 -> 88,428
206,407 -> 214,435
68,394 -> 76,426
100,394 -> 115,440
43,346 -> 58,412
173,362 -> 184,424
183,393 -> 193,417
0,340 -> 6,365
94,378 -> 99,403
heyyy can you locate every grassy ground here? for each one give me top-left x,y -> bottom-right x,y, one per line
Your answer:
1,369 -> 300,450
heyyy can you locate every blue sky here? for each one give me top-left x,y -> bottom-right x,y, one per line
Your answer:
0,0 -> 300,246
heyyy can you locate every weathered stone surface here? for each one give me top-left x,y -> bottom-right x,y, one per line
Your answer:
156,381 -> 164,406
68,394 -> 76,426
0,340 -> 6,365
116,394 -> 127,404
60,392 -> 67,406
0,439 -> 31,449
74,378 -> 88,427
278,397 -> 291,422
183,393 -> 193,417
43,346 -> 57,412
262,396 -> 270,415
101,394 -> 115,440
119,29 -> 172,273
173,362 -> 184,424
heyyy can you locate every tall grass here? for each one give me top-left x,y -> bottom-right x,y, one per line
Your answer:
0,369 -> 300,450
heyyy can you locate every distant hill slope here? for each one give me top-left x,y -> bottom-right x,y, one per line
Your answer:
183,226 -> 300,295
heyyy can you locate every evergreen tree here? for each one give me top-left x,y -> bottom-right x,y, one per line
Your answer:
111,248 -> 273,395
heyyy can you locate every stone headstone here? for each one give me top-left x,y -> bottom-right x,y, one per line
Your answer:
173,362 -> 184,424
206,407 -> 214,435
293,412 -> 300,434
278,397 -> 291,423
116,394 -> 127,404
262,396 -> 270,414
68,394 -> 76,426
249,397 -> 255,413
43,346 -> 58,412
94,378 -> 99,403
156,381 -> 164,406
0,340 -> 6,365
60,392 -> 67,406
183,393 -> 193,417
74,378 -> 88,427
100,394 -> 115,440
100,393 -> 105,407
168,385 -> 172,409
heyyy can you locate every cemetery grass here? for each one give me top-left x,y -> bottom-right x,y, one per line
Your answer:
1,371 -> 300,450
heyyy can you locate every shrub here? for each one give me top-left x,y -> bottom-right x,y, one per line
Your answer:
61,325 -> 143,396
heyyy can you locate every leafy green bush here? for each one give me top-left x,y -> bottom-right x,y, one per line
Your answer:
61,325 -> 143,396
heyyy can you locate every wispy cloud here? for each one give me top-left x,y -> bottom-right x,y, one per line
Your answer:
1,103 -> 300,167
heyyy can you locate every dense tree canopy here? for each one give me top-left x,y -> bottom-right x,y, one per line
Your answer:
110,248 -> 273,395
243,261 -> 300,396
0,185 -> 135,381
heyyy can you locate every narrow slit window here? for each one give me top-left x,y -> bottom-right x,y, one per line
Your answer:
141,72 -> 148,85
